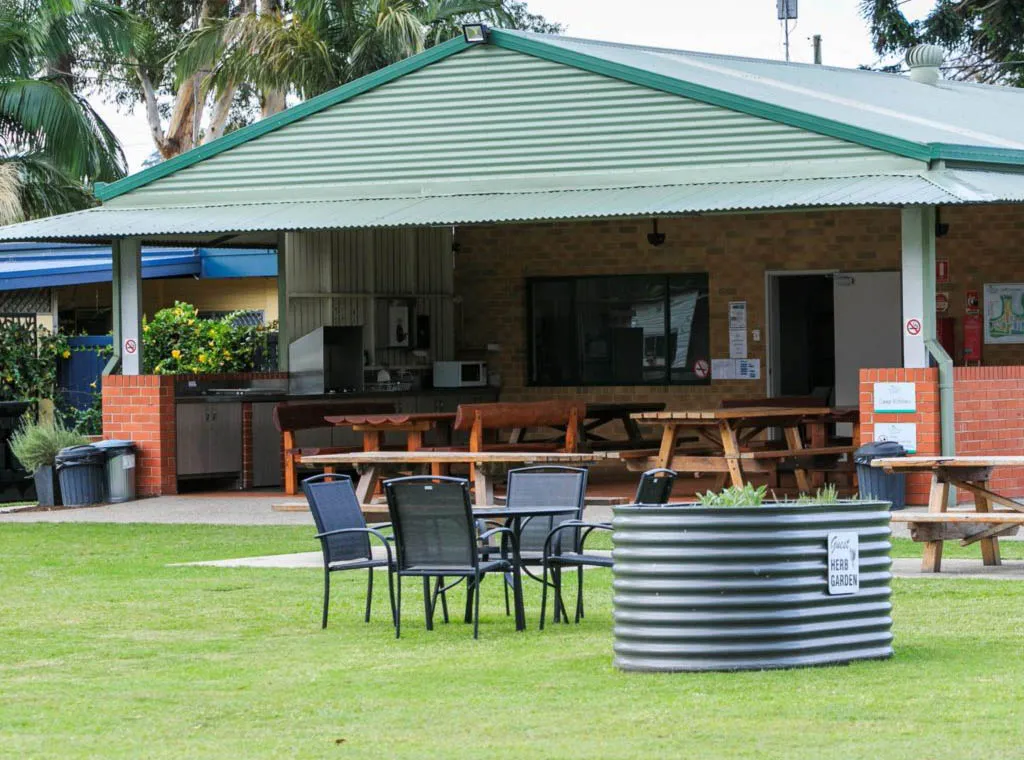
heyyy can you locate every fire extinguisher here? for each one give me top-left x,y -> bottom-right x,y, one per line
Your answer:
963,314 -> 983,364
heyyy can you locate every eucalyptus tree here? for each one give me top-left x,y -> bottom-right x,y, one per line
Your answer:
0,0 -> 129,223
862,0 -> 1024,85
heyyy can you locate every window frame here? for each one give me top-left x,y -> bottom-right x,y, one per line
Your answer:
525,272 -> 711,388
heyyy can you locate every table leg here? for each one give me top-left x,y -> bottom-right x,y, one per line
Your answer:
718,422 -> 745,488
407,430 -> 423,452
808,421 -> 826,489
656,424 -> 679,469
474,467 -> 493,506
921,474 -> 950,573
782,425 -> 812,494
510,517 -> 526,631
623,417 -> 644,446
362,430 -> 381,452
354,465 -> 379,505
972,481 -> 1002,566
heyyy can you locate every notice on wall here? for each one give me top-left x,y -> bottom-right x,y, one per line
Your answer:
729,329 -> 748,359
984,283 -> 1024,344
873,382 -> 916,414
827,532 -> 860,596
735,359 -> 760,380
710,358 -> 761,380
873,422 -> 917,454
729,301 -> 747,330
711,359 -> 734,380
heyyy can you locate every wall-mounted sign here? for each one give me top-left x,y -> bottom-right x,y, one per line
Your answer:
984,283 -> 1024,344
936,258 -> 950,284
873,382 -> 916,413
965,289 -> 980,316
827,532 -> 860,596
936,292 -> 949,313
874,422 -> 917,454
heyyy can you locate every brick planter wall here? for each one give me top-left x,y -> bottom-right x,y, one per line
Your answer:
859,368 -> 940,506
954,366 -> 1024,497
102,372 -> 288,497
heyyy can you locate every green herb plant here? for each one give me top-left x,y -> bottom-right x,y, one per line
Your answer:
696,483 -> 767,507
9,419 -> 88,472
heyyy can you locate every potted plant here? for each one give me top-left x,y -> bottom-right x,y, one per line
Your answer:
9,419 -> 88,507
611,484 -> 893,673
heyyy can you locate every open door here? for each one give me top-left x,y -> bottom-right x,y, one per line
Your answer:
833,272 -> 903,409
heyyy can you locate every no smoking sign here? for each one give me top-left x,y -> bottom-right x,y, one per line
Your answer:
124,338 -> 138,355
905,319 -> 922,337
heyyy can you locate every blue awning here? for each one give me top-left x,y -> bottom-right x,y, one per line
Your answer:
0,243 -> 276,291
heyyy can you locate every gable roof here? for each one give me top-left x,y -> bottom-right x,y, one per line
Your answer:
94,29 -> 1024,204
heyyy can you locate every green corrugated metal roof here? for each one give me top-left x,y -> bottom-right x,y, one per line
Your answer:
0,171 -> 1016,244
93,29 -> 1024,204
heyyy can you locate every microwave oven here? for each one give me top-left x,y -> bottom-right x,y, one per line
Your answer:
433,361 -> 488,388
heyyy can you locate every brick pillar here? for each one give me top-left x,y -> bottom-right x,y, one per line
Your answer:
102,375 -> 177,496
859,368 -> 939,506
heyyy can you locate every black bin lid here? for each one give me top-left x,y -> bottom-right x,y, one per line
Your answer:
55,444 -> 104,466
854,439 -> 906,464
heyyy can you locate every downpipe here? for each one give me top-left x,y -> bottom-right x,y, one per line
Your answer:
925,338 -> 955,457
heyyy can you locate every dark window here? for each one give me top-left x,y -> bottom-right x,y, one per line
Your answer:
527,273 -> 710,386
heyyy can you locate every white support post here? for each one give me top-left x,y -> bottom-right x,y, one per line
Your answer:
900,206 -> 937,368
276,232 -> 288,371
115,238 -> 144,375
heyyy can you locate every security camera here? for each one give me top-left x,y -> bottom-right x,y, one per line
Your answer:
647,219 -> 666,247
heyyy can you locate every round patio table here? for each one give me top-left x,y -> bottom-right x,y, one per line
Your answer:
473,505 -> 577,630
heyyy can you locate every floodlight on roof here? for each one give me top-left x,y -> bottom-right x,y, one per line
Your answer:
462,23 -> 489,44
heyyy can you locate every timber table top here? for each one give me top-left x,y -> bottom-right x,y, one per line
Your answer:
872,456 -> 1024,470
300,451 -> 617,465
632,407 -> 837,423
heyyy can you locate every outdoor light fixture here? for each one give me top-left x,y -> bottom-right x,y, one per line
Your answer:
647,218 -> 666,247
463,23 -> 489,44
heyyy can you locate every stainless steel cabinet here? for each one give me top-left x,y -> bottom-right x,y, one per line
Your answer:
176,403 -> 242,477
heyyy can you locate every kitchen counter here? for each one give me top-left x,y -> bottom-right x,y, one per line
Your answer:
174,387 -> 497,403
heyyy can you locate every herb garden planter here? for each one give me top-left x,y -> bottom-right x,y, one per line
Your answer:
611,501 -> 893,672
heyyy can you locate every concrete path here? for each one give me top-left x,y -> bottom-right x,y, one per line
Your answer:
178,550 -> 1024,580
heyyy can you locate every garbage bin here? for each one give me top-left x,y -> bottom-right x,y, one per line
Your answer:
855,440 -> 907,510
55,445 -> 106,507
93,440 -> 136,503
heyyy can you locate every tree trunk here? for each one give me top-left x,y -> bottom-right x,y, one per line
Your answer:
261,89 -> 287,118
161,73 -> 201,158
204,85 -> 236,144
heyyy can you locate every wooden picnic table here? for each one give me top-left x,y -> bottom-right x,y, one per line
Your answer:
506,401 -> 666,448
873,456 -> 1024,572
300,450 -> 617,506
324,411 -> 456,452
631,406 -> 853,492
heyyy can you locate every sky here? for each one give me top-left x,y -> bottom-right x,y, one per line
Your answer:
89,0 -> 938,173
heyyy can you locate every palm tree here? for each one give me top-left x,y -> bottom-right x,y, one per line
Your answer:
0,0 -> 129,224
173,0 -> 551,144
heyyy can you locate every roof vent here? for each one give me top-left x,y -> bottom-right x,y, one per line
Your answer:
906,44 -> 946,85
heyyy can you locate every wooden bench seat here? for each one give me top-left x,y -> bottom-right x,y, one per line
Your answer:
274,400 -> 395,495
891,511 -> 1024,548
738,445 -> 855,460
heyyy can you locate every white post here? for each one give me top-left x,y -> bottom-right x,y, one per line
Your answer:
900,207 -> 936,368
115,238 -> 144,375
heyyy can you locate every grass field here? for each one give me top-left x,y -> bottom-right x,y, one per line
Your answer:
2,523 -> 1023,759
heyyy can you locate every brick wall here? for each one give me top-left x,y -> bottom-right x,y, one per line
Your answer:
102,375 -> 176,497
102,372 -> 288,497
858,368 -> 940,505
954,366 -> 1024,496
455,208 -> 902,406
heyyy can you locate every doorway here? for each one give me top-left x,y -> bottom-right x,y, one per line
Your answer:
768,273 -> 836,399
767,271 -> 904,408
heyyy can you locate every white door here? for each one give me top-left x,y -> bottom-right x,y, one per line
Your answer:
833,272 -> 903,409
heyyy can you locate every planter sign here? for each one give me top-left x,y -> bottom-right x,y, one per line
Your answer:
873,382 -> 916,413
828,532 -> 860,595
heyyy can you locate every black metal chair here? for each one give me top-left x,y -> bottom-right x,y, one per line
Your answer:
384,475 -> 518,639
539,468 -> 676,629
500,466 -> 588,625
302,473 -> 395,629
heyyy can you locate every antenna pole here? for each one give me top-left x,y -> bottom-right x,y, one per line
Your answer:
784,19 -> 790,62
813,34 -> 822,64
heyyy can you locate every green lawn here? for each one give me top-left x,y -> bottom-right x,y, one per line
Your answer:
2,524 -> 1023,759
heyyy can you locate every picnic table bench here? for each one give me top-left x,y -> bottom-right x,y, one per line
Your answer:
873,456 -> 1024,572
300,450 -> 617,506
628,407 -> 856,491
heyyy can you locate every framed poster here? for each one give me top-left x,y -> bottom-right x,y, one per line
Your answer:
983,284 -> 1024,344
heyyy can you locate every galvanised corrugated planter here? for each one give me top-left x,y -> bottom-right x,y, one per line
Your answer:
612,501 -> 893,672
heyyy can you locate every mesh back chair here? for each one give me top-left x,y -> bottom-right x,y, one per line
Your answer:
384,476 -> 518,639
538,468 -> 675,630
302,474 -> 395,629
635,468 -> 677,505
502,466 -> 587,626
